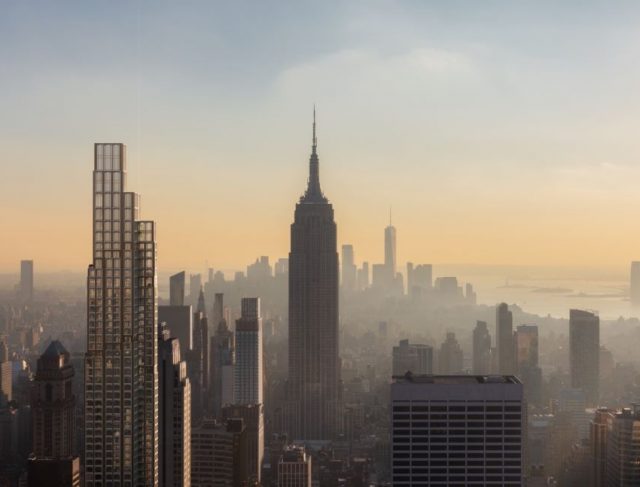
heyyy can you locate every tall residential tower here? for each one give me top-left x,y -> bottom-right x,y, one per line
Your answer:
84,143 -> 159,486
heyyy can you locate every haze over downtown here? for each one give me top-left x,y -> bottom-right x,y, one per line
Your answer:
3,1 -> 640,273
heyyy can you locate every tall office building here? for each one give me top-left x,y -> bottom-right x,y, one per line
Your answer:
234,298 -> 263,405
287,111 -> 342,440
384,218 -> 397,280
231,298 -> 264,482
84,143 -> 159,486
212,293 -> 224,331
158,325 -> 191,487
28,341 -> 80,487
631,261 -> 640,307
472,321 -> 492,375
391,374 -> 524,486
210,295 -> 235,417
570,309 -> 600,406
515,325 -> 538,368
515,325 -> 542,406
278,445 -> 312,487
392,340 -> 433,376
606,405 -> 640,485
496,303 -> 515,375
190,289 -> 208,423
341,244 -> 357,292
169,271 -> 185,306
437,332 -> 464,374
20,259 -> 34,302
590,407 -> 612,487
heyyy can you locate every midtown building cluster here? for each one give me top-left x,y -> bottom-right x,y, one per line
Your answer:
2,117 -> 640,487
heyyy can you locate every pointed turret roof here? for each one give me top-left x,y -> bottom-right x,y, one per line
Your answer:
42,340 -> 68,358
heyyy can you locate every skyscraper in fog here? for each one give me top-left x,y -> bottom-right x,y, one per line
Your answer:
391,374 -> 524,486
235,298 -> 263,405
190,289 -> 208,423
85,143 -> 158,486
210,294 -> 234,417
385,218 -> 397,279
341,244 -> 357,292
287,111 -> 342,440
570,309 -> 600,406
515,325 -> 538,369
392,340 -> 433,376
631,261 -> 640,307
437,332 -> 464,374
515,325 -> 542,406
169,271 -> 185,306
188,274 -> 202,308
472,321 -> 492,375
28,341 -> 80,487
496,303 -> 515,375
20,259 -> 34,302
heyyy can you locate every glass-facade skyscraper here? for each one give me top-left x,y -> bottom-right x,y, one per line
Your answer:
84,143 -> 158,486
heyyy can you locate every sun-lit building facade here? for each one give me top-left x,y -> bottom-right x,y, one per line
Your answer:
84,143 -> 158,486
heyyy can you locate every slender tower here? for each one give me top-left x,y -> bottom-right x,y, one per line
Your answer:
287,110 -> 342,440
385,210 -> 396,280
84,143 -> 158,486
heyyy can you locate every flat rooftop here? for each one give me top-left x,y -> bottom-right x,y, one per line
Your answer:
392,374 -> 522,385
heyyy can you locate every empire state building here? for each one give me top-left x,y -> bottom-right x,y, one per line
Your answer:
287,111 -> 342,440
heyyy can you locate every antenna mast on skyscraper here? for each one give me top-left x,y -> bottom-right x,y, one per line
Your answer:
312,104 -> 317,151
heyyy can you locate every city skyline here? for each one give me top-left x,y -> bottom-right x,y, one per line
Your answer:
5,3 -> 640,486
5,2 -> 640,272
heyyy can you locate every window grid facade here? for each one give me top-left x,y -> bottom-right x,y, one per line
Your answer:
85,143 -> 158,487
391,377 -> 524,486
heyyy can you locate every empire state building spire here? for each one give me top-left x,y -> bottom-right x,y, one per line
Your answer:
288,111 -> 341,441
302,107 -> 327,203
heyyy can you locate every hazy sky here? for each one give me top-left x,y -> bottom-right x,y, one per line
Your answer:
3,1 -> 640,274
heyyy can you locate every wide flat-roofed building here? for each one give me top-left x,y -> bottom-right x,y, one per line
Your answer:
391,374 -> 524,486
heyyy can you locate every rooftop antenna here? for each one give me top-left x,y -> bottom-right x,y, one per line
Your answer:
312,104 -> 317,152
